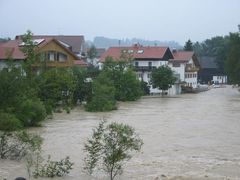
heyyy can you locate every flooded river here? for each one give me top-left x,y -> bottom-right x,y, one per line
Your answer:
1,86 -> 240,180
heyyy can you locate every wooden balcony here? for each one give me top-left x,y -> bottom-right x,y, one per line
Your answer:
185,64 -> 199,72
133,66 -> 156,72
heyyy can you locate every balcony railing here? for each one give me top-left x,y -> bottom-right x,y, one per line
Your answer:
133,66 -> 156,71
185,65 -> 199,72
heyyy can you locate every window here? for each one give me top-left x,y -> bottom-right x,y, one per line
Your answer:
147,73 -> 151,79
172,62 -> 180,67
128,50 -> 134,53
148,62 -> 152,67
134,61 -> 139,67
137,50 -> 144,54
47,51 -> 56,61
57,52 -> 67,62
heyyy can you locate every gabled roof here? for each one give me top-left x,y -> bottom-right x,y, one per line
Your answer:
100,46 -> 173,62
0,38 -> 80,60
0,40 -> 25,59
18,35 -> 86,54
171,51 -> 194,61
199,56 -> 218,69
169,50 -> 200,67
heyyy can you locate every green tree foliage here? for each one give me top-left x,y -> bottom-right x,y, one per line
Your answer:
0,68 -> 26,111
87,45 -> 98,65
86,72 -> 116,112
20,30 -> 38,82
184,39 -> 193,51
38,68 -> 75,111
32,155 -> 74,178
193,36 -> 229,73
225,33 -> 240,84
151,66 -> 176,95
72,67 -> 92,104
84,121 -> 143,180
103,58 -> 143,101
0,112 -> 23,131
16,98 -> 47,127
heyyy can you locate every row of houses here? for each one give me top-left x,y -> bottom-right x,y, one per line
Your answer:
99,44 -> 200,95
0,34 -> 227,95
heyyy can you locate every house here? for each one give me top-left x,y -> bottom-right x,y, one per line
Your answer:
16,35 -> 87,58
100,44 -> 182,95
198,56 -> 227,84
0,37 -> 87,70
168,50 -> 200,89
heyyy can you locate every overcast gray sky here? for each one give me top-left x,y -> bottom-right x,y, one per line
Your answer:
0,0 -> 239,45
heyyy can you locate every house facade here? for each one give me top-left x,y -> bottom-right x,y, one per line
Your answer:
198,56 -> 227,84
0,37 -> 87,70
169,50 -> 200,89
16,35 -> 87,58
100,45 -> 184,95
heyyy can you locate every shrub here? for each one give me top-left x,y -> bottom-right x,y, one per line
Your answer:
84,121 -> 143,180
0,112 -> 23,131
17,98 -> 47,127
33,155 -> 74,178
86,73 -> 116,112
0,131 -> 42,160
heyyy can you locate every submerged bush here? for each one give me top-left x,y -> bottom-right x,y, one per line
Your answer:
32,155 -> 74,178
0,131 -> 42,160
0,112 -> 23,131
16,98 -> 47,127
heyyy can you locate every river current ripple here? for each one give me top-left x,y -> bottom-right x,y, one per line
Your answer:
1,86 -> 240,180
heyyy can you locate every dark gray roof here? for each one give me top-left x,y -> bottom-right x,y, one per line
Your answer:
16,35 -> 85,54
199,56 -> 218,69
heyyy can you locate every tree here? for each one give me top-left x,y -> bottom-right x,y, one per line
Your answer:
85,72 -> 116,112
20,30 -> 38,82
184,39 -> 193,51
87,45 -> 98,65
225,33 -> 240,85
103,57 -> 143,101
38,68 -> 75,112
83,121 -> 143,180
150,66 -> 176,95
72,67 -> 92,104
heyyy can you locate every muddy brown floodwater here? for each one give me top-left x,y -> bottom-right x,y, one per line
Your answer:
1,86 -> 240,180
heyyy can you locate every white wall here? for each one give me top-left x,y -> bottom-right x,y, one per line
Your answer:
212,76 -> 227,84
168,62 -> 185,82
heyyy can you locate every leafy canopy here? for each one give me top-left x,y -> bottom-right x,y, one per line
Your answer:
83,121 -> 143,180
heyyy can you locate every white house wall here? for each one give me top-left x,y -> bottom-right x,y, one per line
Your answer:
169,63 -> 185,82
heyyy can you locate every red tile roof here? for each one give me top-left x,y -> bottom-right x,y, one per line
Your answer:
170,51 -> 194,62
0,40 -> 25,59
74,60 -> 88,67
100,46 -> 171,62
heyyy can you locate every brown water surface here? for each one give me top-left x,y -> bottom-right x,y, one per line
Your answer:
1,86 -> 240,180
